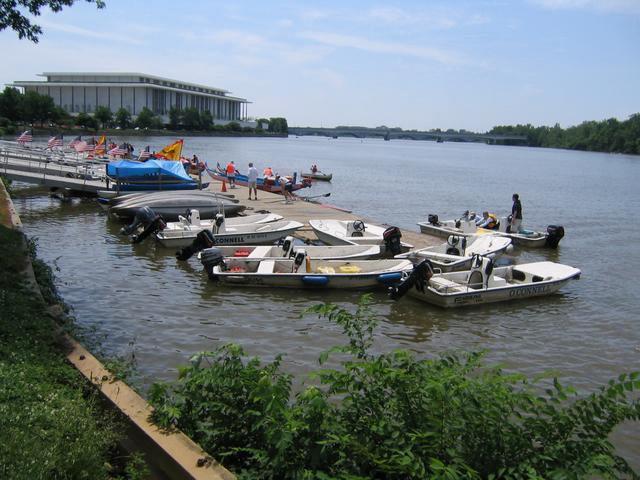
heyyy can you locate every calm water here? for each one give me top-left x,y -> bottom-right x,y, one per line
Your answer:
11,136 -> 640,465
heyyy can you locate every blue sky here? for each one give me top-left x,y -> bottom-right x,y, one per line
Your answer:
1,0 -> 639,131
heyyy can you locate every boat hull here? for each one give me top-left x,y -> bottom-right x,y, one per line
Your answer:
301,172 -> 332,181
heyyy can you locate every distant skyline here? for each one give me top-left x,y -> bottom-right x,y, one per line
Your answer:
1,0 -> 639,131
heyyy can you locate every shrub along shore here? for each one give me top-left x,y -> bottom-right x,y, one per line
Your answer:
0,180 -> 151,479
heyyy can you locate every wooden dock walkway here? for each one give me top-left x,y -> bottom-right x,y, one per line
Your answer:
203,180 -> 441,249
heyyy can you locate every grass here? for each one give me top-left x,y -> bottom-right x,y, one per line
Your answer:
0,220 -> 121,479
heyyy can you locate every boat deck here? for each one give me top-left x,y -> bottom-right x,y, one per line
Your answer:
204,180 -> 441,249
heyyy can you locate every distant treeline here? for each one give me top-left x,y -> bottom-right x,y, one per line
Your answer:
489,114 -> 640,154
0,87 -> 288,135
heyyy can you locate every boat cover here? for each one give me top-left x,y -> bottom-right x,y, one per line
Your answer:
107,159 -> 194,182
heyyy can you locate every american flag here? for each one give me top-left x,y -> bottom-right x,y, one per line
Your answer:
138,145 -> 151,161
68,136 -> 82,148
108,144 -> 128,156
17,130 -> 33,144
73,141 -> 94,153
47,134 -> 64,149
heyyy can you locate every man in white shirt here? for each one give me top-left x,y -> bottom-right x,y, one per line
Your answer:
247,162 -> 259,200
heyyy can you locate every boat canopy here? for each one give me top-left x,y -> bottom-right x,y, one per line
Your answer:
107,159 -> 193,182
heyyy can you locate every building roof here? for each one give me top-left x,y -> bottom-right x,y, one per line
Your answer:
13,72 -> 249,103
40,72 -> 231,95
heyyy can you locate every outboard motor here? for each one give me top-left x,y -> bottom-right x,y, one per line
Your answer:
121,206 -> 163,236
281,236 -> 295,257
176,230 -> 216,261
545,225 -> 565,248
200,247 -> 225,280
292,249 -> 308,273
427,214 -> 439,226
383,226 -> 403,255
389,259 -> 433,300
131,215 -> 167,244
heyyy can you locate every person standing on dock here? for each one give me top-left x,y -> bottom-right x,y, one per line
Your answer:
510,193 -> 523,233
247,162 -> 258,200
226,161 -> 237,188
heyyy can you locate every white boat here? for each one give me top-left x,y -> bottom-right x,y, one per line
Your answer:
390,255 -> 580,308
201,237 -> 383,261
159,210 -> 283,241
397,234 -> 513,272
418,213 -> 565,248
308,219 -> 413,255
156,216 -> 304,248
200,248 -> 413,289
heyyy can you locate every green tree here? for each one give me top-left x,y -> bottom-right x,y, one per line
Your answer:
93,105 -> 112,128
114,107 -> 131,129
0,0 -> 106,42
256,117 -> 269,130
75,112 -> 97,130
181,107 -> 200,130
0,87 -> 23,122
268,117 -> 288,134
200,110 -> 213,130
134,107 -> 155,129
168,106 -> 181,130
20,90 -> 56,126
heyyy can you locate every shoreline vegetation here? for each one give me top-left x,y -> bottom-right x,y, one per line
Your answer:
0,180 -> 150,479
1,87 -> 638,154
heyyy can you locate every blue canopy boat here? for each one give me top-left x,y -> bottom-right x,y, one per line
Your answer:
107,159 -> 207,191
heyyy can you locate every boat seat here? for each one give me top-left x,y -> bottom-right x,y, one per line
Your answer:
257,260 -> 276,273
429,277 -> 465,293
488,276 -> 508,288
249,246 -> 272,258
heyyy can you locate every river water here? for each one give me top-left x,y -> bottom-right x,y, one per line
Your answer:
10,136 -> 640,465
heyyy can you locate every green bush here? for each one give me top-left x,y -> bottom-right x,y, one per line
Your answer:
150,295 -> 640,479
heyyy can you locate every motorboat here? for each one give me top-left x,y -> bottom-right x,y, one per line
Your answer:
158,209 -> 283,242
397,234 -> 513,272
301,172 -> 332,181
109,192 -> 245,221
308,219 -> 413,255
205,163 -> 312,193
157,216 -> 304,248
107,159 -> 203,191
390,255 -> 580,308
418,213 -> 565,248
200,248 -> 413,289
198,237 -> 383,261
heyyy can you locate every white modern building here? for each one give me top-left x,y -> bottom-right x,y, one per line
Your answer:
12,72 -> 250,124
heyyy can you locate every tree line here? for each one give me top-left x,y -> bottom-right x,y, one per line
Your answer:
489,114 -> 640,154
0,87 -> 288,135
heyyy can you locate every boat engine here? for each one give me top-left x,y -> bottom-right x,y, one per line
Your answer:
280,236 -> 295,257
176,230 -> 216,261
427,214 -> 439,225
389,259 -> 433,300
200,248 -> 225,280
383,226 -> 403,255
545,225 -> 565,248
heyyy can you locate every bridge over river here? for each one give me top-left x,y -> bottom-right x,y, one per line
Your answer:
288,127 -> 528,144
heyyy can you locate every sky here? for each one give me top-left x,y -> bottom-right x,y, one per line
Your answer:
1,0 -> 639,131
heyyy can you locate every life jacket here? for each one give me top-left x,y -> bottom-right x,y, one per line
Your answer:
263,167 -> 273,176
226,163 -> 235,174
486,214 -> 498,229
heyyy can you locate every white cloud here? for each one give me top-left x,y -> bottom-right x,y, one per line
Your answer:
303,68 -> 345,88
37,18 -> 144,45
299,31 -> 466,65
366,6 -> 490,29
530,0 -> 640,14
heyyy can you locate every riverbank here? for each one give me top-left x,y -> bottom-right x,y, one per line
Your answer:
2,126 -> 288,139
0,180 -> 235,479
0,181 -> 121,478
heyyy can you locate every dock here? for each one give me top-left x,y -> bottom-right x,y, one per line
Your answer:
203,181 -> 441,249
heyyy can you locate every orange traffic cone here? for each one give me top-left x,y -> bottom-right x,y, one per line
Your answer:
221,180 -> 227,192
